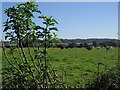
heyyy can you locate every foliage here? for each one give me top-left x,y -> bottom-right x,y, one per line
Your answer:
92,41 -> 98,47
3,1 -> 41,42
88,67 -> 120,89
59,39 -> 119,47
2,1 -> 62,89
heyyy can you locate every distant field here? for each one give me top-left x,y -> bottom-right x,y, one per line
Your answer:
0,48 -> 2,65
47,48 -> 118,86
0,48 -> 2,57
0,48 -> 2,84
2,47 -> 118,87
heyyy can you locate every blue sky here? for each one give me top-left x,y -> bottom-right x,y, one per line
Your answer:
1,2 -> 118,40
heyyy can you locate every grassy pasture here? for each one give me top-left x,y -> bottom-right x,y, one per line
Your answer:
2,47 -> 118,87
0,48 -> 2,69
0,48 -> 2,55
0,48 -> 2,84
47,48 -> 118,86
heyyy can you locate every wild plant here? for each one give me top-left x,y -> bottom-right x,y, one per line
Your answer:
2,1 -> 63,89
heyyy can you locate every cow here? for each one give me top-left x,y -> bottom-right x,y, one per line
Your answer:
85,45 -> 93,50
105,46 -> 113,51
96,47 -> 101,49
57,43 -> 69,49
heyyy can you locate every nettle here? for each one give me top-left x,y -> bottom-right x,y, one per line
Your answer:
3,1 -> 63,89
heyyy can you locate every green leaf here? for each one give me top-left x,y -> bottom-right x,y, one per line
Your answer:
43,22 -> 47,25
55,38 -> 61,43
49,16 -> 52,19
9,20 -> 16,23
3,26 -> 10,32
51,19 -> 58,24
49,27 -> 58,31
32,30 -> 35,34
5,36 -> 8,40
36,9 -> 41,13
49,23 -> 55,26
34,26 -> 44,30
38,15 -> 46,18
53,33 -> 57,38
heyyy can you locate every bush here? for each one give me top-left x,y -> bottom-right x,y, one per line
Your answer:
88,67 -> 120,89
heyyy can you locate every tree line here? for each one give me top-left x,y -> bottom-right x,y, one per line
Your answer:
2,38 -> 120,48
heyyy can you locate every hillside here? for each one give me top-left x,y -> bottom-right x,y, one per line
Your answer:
60,38 -> 119,44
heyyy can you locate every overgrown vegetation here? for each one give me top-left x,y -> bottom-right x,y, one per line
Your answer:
2,1 -> 120,89
2,1 -> 63,89
2,47 -> 119,89
88,67 -> 120,89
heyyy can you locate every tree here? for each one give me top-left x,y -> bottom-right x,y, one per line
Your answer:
36,15 -> 60,88
93,41 -> 98,47
3,1 -> 41,43
3,1 -> 62,89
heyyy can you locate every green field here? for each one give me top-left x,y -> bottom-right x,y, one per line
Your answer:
0,48 -> 2,83
2,47 -> 118,87
47,48 -> 118,86
0,48 -> 2,69
0,48 -> 2,60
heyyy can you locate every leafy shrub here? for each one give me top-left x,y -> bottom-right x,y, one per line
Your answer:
88,67 -> 120,89
2,1 -> 63,89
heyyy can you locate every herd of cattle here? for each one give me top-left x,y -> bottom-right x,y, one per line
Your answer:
1,41 -> 114,51
56,43 -> 113,51
85,45 -> 113,50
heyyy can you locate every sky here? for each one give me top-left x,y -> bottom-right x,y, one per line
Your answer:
1,2 -> 118,40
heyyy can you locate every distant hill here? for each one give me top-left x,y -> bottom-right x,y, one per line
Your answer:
0,42 -> 2,48
60,38 -> 119,44
2,38 -> 120,47
58,38 -> 120,47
